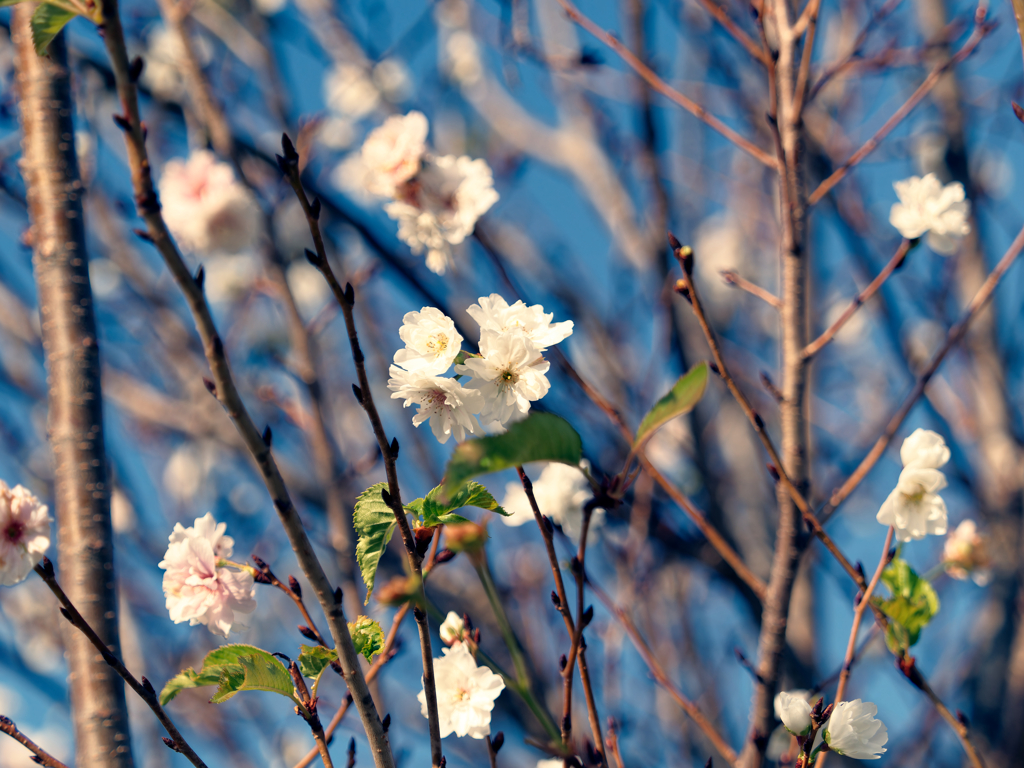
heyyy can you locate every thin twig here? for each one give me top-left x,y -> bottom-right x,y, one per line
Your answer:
588,578 -> 738,765
90,2 -> 393,762
293,605 -> 411,768
807,10 -> 992,205
720,270 -> 783,308
814,528 -> 893,768
692,0 -> 770,64
277,140 -> 443,768
606,719 -> 626,768
0,716 -> 70,768
822,221 -> 1024,517
34,562 -> 209,768
555,0 -> 780,169
671,240 -> 866,593
803,239 -> 911,359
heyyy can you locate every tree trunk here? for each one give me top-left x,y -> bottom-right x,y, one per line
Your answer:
13,13 -> 136,768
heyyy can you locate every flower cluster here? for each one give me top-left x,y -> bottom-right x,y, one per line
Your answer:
418,641 -> 505,738
876,428 -> 950,542
388,295 -> 572,442
944,519 -> 992,585
354,111 -> 498,274
774,691 -> 887,760
158,513 -> 257,637
500,461 -> 603,543
0,481 -> 51,587
158,151 -> 263,255
889,173 -> 971,254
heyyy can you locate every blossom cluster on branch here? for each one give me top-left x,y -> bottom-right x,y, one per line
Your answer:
351,111 -> 498,274
387,295 -> 572,442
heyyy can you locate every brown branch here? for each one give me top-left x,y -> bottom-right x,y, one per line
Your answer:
0,716 -> 70,768
91,1 -> 393,763
815,528 -> 893,768
34,562 -> 209,768
803,239 -> 911,359
606,719 -> 626,768
692,0 -> 770,64
823,220 -> 1024,518
277,141 -> 443,768
13,14 -> 135,768
550,346 -> 768,599
807,11 -> 991,205
720,270 -> 783,308
588,578 -> 737,765
555,0 -> 780,169
293,605 -> 411,768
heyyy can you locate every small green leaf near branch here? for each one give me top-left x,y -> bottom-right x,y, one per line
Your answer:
354,482 -> 398,604
874,558 -> 940,654
634,362 -> 709,449
159,645 -> 297,706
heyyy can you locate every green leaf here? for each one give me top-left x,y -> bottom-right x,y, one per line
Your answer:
209,646 -> 296,704
0,0 -> 30,7
442,413 -> 583,499
297,645 -> 337,679
410,481 -> 508,526
355,483 -> 398,604
30,2 -> 77,56
349,616 -> 385,662
159,644 -> 296,706
634,362 -> 709,448
875,558 -> 940,653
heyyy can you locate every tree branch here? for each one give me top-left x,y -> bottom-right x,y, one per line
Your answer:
0,716 -> 70,768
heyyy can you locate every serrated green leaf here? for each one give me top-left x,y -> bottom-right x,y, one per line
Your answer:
442,413 -> 583,499
875,558 -> 940,653
209,646 -> 296,704
297,645 -> 337,679
159,644 -> 296,706
30,2 -> 77,56
349,616 -> 385,662
355,482 -> 398,604
412,481 -> 508,526
635,362 -> 709,448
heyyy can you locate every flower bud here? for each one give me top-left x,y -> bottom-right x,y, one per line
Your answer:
375,573 -> 422,606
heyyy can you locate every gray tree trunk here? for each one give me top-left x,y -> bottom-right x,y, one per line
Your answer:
13,12 -> 136,768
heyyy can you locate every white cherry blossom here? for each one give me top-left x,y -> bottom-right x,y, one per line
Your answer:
158,513 -> 256,637
418,641 -> 504,738
499,462 -> 604,542
467,294 -> 574,351
456,331 -> 549,426
388,367 -> 483,444
324,63 -> 380,119
439,611 -> 465,645
824,699 -> 888,759
360,112 -> 429,197
393,307 -> 462,374
900,428 -> 951,469
877,430 -> 950,541
774,690 -> 813,735
159,151 -> 262,254
0,481 -> 51,587
889,174 -> 971,255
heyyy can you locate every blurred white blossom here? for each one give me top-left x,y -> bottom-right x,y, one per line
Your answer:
439,611 -> 465,645
774,690 -> 813,735
419,641 -> 504,738
361,111 -> 429,197
286,261 -> 331,320
324,64 -> 380,119
889,174 -> 971,255
142,25 -> 213,100
824,699 -> 888,759
159,151 -> 263,254
253,0 -> 287,16
944,519 -> 991,585
500,462 -> 603,542
372,58 -> 413,103
385,154 -> 498,274
445,30 -> 483,86
877,429 -> 950,542
158,513 -> 256,637
0,481 -> 50,587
